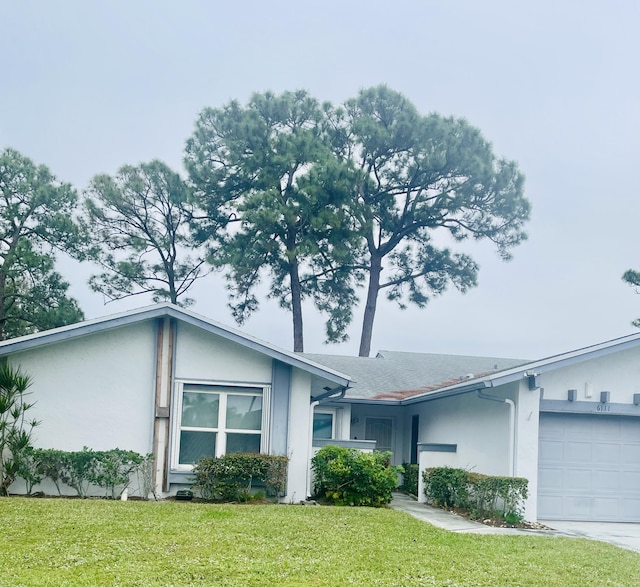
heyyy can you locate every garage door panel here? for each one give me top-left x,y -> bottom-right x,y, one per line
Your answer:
593,443 -> 620,464
621,445 -> 640,462
566,441 -> 591,462
564,497 -> 591,518
592,498 -> 620,518
538,467 -> 562,490
592,470 -> 619,491
538,413 -> 640,522
539,439 -> 564,461
538,495 -> 562,517
622,471 -> 640,487
621,498 -> 640,519
564,468 -> 591,490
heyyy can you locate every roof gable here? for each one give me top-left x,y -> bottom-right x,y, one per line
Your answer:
0,303 -> 350,387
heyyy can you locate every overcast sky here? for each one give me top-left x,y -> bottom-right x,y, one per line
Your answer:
1,1 -> 638,360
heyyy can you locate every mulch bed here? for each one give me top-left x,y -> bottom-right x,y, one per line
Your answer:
441,505 -> 551,530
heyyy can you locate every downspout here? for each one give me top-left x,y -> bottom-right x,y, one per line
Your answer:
306,386 -> 347,499
476,389 -> 516,476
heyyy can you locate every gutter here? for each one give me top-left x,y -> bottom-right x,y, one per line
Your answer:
475,389 -> 516,476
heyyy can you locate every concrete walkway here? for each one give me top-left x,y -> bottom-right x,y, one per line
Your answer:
390,492 -> 558,536
539,519 -> 640,554
390,493 -> 640,553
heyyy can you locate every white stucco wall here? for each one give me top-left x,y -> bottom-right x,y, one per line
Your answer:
9,322 -> 157,454
173,323 -> 273,384
538,346 -> 640,404
286,368 -> 312,502
514,380 -> 542,520
417,386 -> 516,476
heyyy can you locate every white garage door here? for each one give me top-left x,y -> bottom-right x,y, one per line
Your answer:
538,412 -> 640,522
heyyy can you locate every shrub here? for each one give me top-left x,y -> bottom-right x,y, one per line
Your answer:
191,453 -> 288,501
422,467 -> 528,519
400,463 -> 419,496
422,467 -> 470,508
91,449 -> 144,499
134,453 -> 156,500
15,447 -> 43,495
311,445 -> 401,507
16,447 -> 150,498
58,447 -> 99,497
32,449 -> 67,495
467,472 -> 528,518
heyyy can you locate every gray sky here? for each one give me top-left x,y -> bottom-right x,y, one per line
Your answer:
1,0 -> 638,359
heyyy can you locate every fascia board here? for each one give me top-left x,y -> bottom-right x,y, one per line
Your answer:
166,306 -> 351,386
346,397 -> 403,406
0,306 -> 171,355
485,334 -> 640,388
0,303 -> 351,387
399,380 -> 492,405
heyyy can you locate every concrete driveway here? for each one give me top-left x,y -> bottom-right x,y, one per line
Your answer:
540,520 -> 640,553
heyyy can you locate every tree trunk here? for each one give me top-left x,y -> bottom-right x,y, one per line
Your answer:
0,271 -> 6,342
290,259 -> 304,352
359,253 -> 382,357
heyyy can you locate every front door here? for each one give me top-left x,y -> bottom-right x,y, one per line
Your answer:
365,417 -> 394,456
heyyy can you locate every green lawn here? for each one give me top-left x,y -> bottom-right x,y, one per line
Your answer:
1,498 -> 639,587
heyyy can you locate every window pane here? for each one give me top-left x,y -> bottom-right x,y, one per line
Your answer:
179,430 -> 216,464
226,433 -> 261,454
182,392 -> 219,428
226,394 -> 262,430
313,413 -> 333,439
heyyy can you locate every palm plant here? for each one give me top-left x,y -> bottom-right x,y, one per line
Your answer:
0,363 -> 38,496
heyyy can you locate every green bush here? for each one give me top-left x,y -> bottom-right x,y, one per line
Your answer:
311,445 -> 401,507
14,447 -> 43,495
30,449 -> 67,495
58,447 -> 99,497
15,447 -> 151,498
466,472 -> 528,518
422,467 -> 528,519
191,453 -> 288,501
422,467 -> 470,508
90,449 -> 144,499
400,463 -> 419,496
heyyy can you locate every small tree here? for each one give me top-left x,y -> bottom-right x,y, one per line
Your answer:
0,364 -> 38,496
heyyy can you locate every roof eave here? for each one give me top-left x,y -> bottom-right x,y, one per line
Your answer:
0,303 -> 351,387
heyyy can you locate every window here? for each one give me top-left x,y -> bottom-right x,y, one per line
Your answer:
313,411 -> 335,439
173,383 -> 267,469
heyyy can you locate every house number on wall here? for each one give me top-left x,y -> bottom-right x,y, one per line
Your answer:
595,404 -> 611,412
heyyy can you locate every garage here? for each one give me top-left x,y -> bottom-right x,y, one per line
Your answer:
538,412 -> 640,522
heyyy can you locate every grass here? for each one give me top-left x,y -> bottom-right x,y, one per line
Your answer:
1,498 -> 639,586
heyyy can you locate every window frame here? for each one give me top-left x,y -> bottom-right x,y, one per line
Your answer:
171,380 -> 271,471
313,408 -> 337,440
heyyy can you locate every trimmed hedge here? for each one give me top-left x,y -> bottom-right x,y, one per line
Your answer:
191,453 -> 288,501
400,463 -> 419,496
422,467 -> 528,520
311,445 -> 401,507
16,447 -> 153,499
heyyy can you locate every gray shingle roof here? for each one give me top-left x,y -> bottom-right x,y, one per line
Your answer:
301,350 -> 528,401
